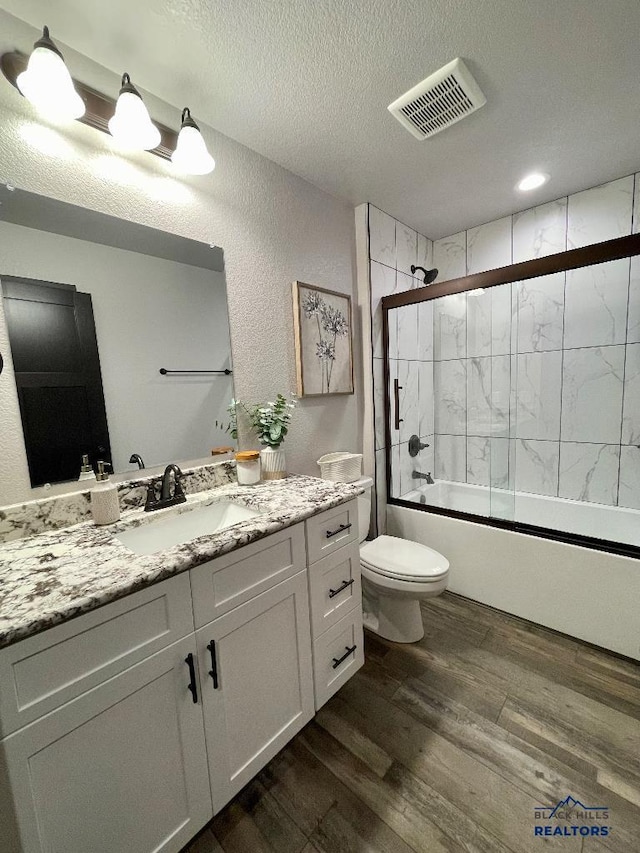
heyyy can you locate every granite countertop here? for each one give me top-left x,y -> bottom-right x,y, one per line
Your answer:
0,475 -> 362,649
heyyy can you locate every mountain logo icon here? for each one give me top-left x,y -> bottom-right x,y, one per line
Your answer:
536,795 -> 608,820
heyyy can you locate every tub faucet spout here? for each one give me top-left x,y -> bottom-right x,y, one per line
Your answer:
412,470 -> 434,484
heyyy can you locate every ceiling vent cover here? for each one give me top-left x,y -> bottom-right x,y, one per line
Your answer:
388,58 -> 486,140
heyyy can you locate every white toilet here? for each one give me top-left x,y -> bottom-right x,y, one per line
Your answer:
355,476 -> 450,643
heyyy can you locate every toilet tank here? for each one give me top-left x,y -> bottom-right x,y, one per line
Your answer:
353,476 -> 373,543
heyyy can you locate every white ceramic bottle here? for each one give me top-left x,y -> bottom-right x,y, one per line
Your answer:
90,461 -> 120,525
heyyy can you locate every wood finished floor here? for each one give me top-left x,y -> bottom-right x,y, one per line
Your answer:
184,592 -> 640,853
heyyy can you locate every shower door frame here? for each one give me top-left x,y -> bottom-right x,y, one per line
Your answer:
382,232 -> 640,559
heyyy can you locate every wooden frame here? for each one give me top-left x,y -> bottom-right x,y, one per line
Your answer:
292,281 -> 354,397
381,231 -> 640,559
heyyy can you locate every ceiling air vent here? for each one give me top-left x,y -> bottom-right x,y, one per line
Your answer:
388,58 -> 486,140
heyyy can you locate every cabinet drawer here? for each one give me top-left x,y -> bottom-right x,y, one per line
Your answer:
305,500 -> 358,565
312,606 -> 364,710
0,573 -> 194,738
309,542 -> 362,639
190,524 -> 305,628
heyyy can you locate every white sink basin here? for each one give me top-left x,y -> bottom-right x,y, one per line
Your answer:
115,502 -> 261,555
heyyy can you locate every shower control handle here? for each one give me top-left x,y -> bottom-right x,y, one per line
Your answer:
408,435 -> 430,457
394,379 -> 403,430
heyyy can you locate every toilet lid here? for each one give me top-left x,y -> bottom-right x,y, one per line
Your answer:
360,535 -> 449,582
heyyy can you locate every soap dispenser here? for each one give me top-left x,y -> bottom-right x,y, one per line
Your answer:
91,461 -> 120,525
78,454 -> 96,482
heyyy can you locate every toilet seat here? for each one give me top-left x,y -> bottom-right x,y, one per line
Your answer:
360,535 -> 449,583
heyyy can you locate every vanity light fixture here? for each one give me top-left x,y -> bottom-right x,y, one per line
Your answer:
171,108 -> 215,175
108,73 -> 160,151
517,172 -> 549,192
1,36 -> 217,177
15,26 -> 85,121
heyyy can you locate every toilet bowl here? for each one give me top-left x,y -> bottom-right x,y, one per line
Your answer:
354,477 -> 449,643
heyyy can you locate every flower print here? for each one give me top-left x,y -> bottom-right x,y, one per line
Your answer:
303,291 -> 325,318
321,305 -> 349,337
316,339 -> 336,361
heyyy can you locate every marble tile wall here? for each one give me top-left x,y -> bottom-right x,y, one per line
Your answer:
368,172 -> 640,524
367,206 -> 433,528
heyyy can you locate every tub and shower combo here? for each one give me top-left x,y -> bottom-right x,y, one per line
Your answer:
380,232 -> 640,660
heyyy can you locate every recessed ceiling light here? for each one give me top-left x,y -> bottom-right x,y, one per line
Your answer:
517,172 -> 549,192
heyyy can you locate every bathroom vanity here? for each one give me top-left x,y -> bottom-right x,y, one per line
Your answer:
0,471 -> 364,853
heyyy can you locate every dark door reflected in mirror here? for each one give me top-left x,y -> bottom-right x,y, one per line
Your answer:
2,277 -> 111,487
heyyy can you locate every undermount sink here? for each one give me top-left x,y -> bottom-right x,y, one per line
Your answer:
115,501 -> 262,556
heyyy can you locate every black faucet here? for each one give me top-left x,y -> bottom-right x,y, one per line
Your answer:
129,453 -> 145,470
144,464 -> 187,512
161,464 -> 185,501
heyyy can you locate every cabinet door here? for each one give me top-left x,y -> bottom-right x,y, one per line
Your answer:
1,636 -> 212,853
196,571 -> 314,813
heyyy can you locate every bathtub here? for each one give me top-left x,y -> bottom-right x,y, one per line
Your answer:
388,482 -> 640,660
401,480 -> 640,549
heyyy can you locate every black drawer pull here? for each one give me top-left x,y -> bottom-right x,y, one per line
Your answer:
326,522 -> 352,539
329,578 -> 355,598
185,652 -> 198,703
207,640 -> 219,689
332,644 -> 357,669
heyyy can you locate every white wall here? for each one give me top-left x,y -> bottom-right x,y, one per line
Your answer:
0,11 -> 361,505
0,220 -> 231,478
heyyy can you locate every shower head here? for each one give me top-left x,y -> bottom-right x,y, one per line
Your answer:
411,265 -> 439,285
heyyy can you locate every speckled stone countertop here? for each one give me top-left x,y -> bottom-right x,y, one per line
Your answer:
0,475 -> 362,649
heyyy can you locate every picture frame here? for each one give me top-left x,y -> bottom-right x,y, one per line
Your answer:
292,281 -> 354,397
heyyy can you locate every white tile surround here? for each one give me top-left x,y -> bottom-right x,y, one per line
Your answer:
367,207 -> 433,530
366,172 -> 640,525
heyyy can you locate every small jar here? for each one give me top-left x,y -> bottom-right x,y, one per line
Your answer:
235,450 -> 261,485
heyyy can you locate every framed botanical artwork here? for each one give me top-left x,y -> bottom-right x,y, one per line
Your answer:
292,281 -> 354,397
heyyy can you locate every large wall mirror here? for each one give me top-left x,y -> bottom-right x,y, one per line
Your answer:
0,184 -> 234,501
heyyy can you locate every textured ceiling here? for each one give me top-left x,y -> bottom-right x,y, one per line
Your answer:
2,0 -> 640,238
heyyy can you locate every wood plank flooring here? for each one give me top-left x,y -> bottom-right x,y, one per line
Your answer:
183,592 -> 640,853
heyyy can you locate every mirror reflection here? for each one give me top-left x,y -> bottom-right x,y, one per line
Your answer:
0,185 -> 233,491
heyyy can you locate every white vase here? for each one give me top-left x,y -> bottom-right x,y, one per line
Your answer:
261,446 -> 286,480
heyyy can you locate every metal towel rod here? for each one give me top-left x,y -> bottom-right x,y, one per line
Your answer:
159,368 -> 232,376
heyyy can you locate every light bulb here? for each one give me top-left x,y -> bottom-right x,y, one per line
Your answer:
171,108 -> 215,175
16,26 -> 85,121
108,73 -> 160,151
517,172 -> 549,192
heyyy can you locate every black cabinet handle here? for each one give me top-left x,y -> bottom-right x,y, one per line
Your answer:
207,640 -> 219,689
326,522 -> 352,539
332,644 -> 357,669
328,578 -> 355,599
185,653 -> 198,703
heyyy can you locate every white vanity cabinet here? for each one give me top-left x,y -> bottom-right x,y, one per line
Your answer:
0,635 -> 212,853
0,501 -> 361,853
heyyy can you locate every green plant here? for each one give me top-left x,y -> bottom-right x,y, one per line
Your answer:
215,399 -> 239,440
247,393 -> 296,448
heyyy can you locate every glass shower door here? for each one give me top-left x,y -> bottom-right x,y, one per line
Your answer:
386,284 -> 516,525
